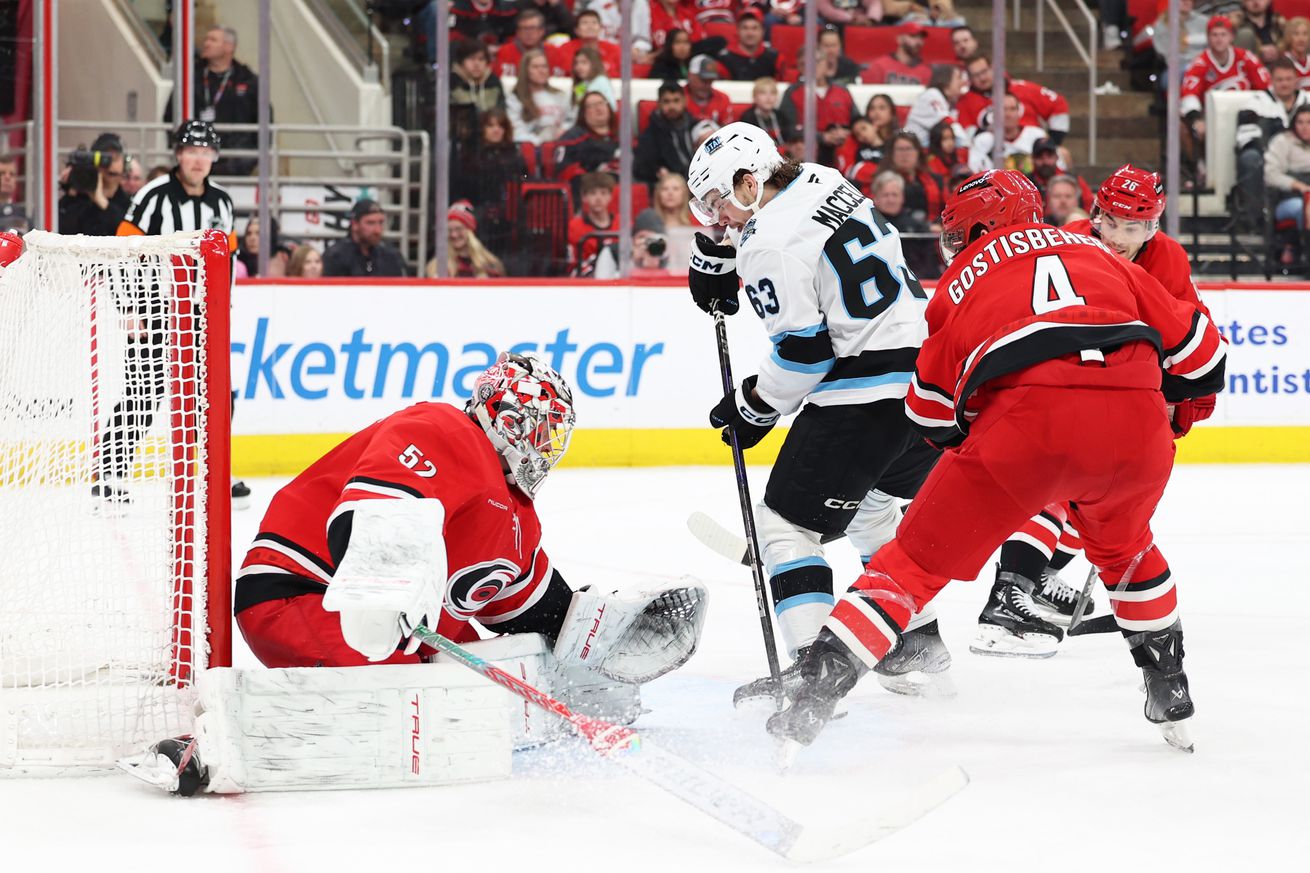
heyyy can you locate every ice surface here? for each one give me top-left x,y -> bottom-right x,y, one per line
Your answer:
3,465 -> 1307,871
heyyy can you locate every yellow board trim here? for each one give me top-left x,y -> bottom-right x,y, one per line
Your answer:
232,426 -> 1310,477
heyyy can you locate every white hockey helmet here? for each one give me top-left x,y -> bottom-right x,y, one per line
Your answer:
686,121 -> 784,226
467,352 -> 576,499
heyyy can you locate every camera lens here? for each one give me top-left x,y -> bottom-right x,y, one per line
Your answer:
646,236 -> 667,257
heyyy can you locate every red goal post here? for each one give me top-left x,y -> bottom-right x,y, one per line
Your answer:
0,229 -> 231,775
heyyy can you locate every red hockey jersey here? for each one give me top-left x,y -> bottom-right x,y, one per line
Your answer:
236,403 -> 554,639
495,40 -> 567,79
957,79 -> 1069,139
1063,219 -> 1211,318
905,224 -> 1227,448
650,0 -> 705,51
1180,47 -> 1271,118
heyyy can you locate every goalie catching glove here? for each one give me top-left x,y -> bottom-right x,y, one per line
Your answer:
688,232 -> 740,315
554,581 -> 709,683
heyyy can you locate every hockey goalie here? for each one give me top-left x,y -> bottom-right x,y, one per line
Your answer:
122,352 -> 707,795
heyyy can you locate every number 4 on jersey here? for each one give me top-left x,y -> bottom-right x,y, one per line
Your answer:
1031,255 -> 1087,314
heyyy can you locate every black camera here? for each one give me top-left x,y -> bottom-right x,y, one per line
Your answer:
645,234 -> 667,258
68,148 -> 114,170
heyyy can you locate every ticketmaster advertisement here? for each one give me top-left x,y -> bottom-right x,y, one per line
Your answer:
230,282 -> 1310,471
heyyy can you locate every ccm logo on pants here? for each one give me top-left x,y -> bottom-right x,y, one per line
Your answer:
824,498 -> 860,510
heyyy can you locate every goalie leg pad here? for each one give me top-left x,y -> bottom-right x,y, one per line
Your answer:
758,503 -> 833,657
191,664 -> 511,793
553,580 -> 708,683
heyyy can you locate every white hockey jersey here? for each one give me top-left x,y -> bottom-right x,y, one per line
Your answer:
736,162 -> 929,416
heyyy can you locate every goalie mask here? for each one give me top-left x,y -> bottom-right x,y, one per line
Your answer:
468,352 -> 576,499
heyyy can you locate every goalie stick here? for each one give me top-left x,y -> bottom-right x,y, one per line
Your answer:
410,623 -> 969,861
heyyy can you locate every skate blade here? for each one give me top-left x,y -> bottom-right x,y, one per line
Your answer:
876,669 -> 958,699
1158,718 -> 1195,753
969,625 -> 1059,658
116,750 -> 182,794
1032,605 -> 1085,629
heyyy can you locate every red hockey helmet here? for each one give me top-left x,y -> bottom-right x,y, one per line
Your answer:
939,170 -> 1043,262
0,231 -> 23,268
1094,165 -> 1165,222
467,352 -> 576,499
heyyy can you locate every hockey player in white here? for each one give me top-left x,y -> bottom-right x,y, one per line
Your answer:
685,122 -> 949,703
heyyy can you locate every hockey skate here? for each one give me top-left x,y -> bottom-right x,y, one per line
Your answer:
1030,568 -> 1094,627
970,569 -> 1064,658
766,634 -> 864,758
1129,621 -> 1195,752
118,735 -> 209,796
733,647 -> 810,710
873,620 -> 956,697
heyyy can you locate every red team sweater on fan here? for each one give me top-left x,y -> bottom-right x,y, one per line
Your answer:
1180,47 -> 1271,119
905,224 -> 1227,448
236,403 -> 554,645
650,0 -> 705,51
956,79 -> 1069,139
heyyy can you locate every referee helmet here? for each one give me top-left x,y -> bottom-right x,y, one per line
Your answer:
174,120 -> 221,154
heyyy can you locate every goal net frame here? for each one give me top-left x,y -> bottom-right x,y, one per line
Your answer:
0,228 -> 232,775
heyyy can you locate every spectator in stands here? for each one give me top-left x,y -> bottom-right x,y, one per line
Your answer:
692,118 -> 721,149
1236,57 -> 1310,226
968,93 -> 1047,173
1233,0 -> 1284,66
761,0 -> 805,29
592,210 -> 674,278
569,172 -> 616,274
286,244 -> 323,279
863,93 -> 898,153
0,155 -> 18,206
782,47 -> 858,167
451,40 -> 508,147
720,8 -> 783,80
1263,105 -> 1310,260
905,63 -> 965,147
818,0 -> 883,29
453,108 -> 527,250
523,0 -> 575,37
553,91 -> 622,188
646,172 -> 694,228
436,200 -> 507,278
1025,137 -> 1092,211
496,9 -> 567,78
575,0 -> 656,62
447,0 -> 519,47
685,55 -> 734,124
507,49 -> 573,146
58,133 -> 131,236
843,117 -> 889,188
950,25 -> 977,66
236,216 -> 283,278
861,21 -> 933,85
1181,16 -> 1271,184
694,0 -> 736,27
877,131 -> 943,223
636,81 -> 697,183
165,25 -> 262,176
740,77 -> 795,145
322,199 -> 408,277
0,203 -> 29,233
571,45 -> 617,109
959,53 -> 1071,145
903,0 -> 965,28
650,0 -> 728,57
146,165 -> 170,183
121,159 -> 145,198
869,171 -> 937,277
817,26 -> 865,87
1280,17 -> 1310,88
560,9 -> 622,77
924,119 -> 966,178
1151,0 -> 1208,70
1044,174 -> 1089,227
650,28 -> 695,79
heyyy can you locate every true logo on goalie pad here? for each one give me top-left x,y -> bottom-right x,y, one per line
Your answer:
410,693 -> 423,775
580,603 -> 607,661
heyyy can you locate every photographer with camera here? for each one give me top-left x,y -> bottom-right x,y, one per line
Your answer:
58,133 -> 132,236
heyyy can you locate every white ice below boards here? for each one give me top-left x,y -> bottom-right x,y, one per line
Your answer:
3,464 -> 1307,871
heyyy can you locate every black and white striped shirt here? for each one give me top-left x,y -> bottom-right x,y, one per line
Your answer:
117,169 -> 236,249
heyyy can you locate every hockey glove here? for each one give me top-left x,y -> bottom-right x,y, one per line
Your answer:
688,232 -> 740,315
1171,394 -> 1216,437
710,375 -> 779,449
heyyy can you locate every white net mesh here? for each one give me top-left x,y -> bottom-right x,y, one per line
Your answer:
0,231 -> 215,774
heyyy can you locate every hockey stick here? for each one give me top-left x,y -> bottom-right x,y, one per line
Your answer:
688,510 -> 844,567
1066,565 -> 1100,635
411,624 -> 969,861
711,310 -> 785,709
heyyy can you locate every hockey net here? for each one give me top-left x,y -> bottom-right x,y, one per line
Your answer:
0,230 -> 231,774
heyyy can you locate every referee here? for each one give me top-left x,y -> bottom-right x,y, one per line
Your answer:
95,120 -> 244,507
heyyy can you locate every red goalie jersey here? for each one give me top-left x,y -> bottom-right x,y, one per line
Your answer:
236,402 -> 555,658
906,224 -> 1227,448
